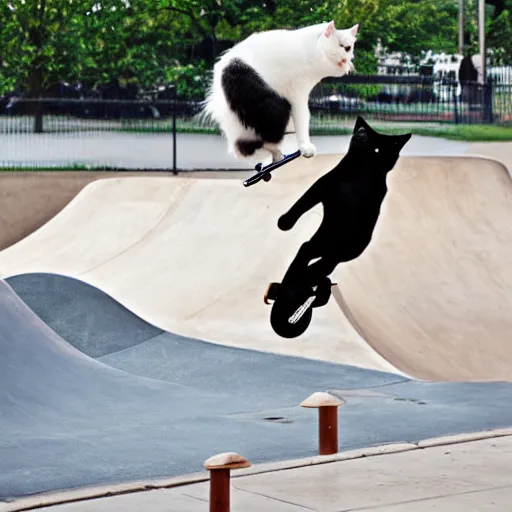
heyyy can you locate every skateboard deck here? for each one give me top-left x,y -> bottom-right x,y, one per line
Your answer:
264,278 -> 334,338
243,150 -> 301,187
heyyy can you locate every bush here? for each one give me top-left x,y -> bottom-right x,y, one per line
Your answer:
165,61 -> 210,101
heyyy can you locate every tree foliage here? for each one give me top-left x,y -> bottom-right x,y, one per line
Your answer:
487,1 -> 512,63
0,0 -> 192,95
0,0 -> 511,97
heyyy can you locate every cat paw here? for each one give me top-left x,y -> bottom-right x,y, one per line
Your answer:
270,149 -> 284,163
278,214 -> 294,231
299,142 -> 317,158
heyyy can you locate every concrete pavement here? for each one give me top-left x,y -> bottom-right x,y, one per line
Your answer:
5,431 -> 512,511
0,131 -> 474,170
6,273 -> 512,502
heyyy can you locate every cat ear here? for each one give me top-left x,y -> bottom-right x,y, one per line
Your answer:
394,133 -> 412,151
353,116 -> 368,133
350,24 -> 359,37
324,20 -> 336,38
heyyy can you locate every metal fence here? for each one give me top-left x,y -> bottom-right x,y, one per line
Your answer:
1,75 -> 510,171
0,97 -> 185,171
309,75 -> 509,128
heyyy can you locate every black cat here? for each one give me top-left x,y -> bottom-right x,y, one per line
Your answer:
265,116 -> 412,307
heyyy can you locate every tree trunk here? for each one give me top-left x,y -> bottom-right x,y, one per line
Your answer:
28,0 -> 46,133
28,64 -> 44,134
211,33 -> 217,63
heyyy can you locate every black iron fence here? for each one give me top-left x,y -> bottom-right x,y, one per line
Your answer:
0,96 -> 187,171
1,75 -> 510,171
309,75 -> 509,127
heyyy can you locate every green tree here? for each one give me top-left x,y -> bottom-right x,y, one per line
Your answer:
346,0 -> 459,62
1,0 -> 101,130
0,0 -> 195,129
157,0 -> 279,61
2,0 -> 509,119
235,0 -> 460,69
486,1 -> 512,64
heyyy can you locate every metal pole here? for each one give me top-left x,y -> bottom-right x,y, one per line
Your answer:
458,0 -> 464,55
209,469 -> 230,512
478,0 -> 486,83
204,453 -> 251,512
300,392 -> 344,456
172,85 -> 177,173
318,406 -> 339,455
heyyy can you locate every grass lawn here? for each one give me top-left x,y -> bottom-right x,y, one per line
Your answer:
172,117 -> 512,141
319,123 -> 512,141
2,112 -> 512,141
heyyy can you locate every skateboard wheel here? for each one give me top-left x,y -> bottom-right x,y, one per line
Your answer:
263,174 -> 271,182
269,283 -> 313,338
270,300 -> 313,339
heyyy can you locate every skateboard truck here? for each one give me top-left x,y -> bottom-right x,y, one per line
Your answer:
243,150 -> 301,187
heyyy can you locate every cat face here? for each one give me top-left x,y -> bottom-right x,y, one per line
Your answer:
318,20 -> 358,76
349,116 -> 411,172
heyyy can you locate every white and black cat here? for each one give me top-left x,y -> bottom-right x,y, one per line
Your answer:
203,20 -> 359,162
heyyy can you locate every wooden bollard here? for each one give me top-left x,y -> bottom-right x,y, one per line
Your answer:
300,392 -> 345,455
204,452 -> 251,512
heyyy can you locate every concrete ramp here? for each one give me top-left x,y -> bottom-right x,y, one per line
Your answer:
6,272 -> 164,358
1,155 -> 512,381
332,155 -> 512,381
0,161 -> 396,375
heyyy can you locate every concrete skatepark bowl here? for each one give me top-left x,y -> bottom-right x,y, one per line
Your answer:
1,152 -> 512,509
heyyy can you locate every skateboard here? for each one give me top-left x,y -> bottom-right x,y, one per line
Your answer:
243,150 -> 301,187
263,277 -> 334,338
